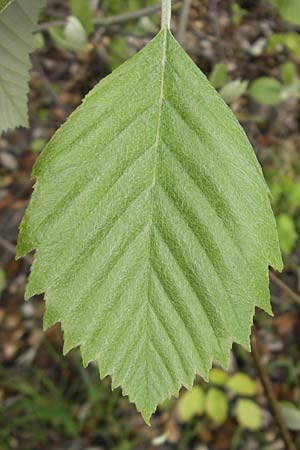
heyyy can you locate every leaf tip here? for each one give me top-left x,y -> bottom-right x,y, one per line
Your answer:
139,407 -> 154,426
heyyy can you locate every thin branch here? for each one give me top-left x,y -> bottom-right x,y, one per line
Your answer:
37,20 -> 64,31
270,271 -> 300,306
37,1 -> 181,32
251,335 -> 296,450
177,0 -> 192,45
96,1 -> 179,27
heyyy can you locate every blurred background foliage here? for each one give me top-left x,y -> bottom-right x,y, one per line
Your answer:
0,0 -> 299,449
101,0 -> 155,13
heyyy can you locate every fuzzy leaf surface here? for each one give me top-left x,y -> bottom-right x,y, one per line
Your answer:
17,29 -> 282,422
0,0 -> 44,134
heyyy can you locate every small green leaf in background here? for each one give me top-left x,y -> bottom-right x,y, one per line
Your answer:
230,2 -> 247,25
0,268 -> 6,298
280,402 -> 300,431
269,179 -> 283,206
65,16 -> 87,48
209,62 -> 227,89
227,373 -> 257,396
277,213 -> 297,254
49,16 -> 87,52
283,33 -> 300,61
205,388 -> 228,425
236,399 -> 262,430
220,80 -> 248,104
102,0 -> 155,14
268,0 -> 300,25
209,368 -> 228,386
267,33 -> 300,62
31,138 -> 47,153
285,181 -> 300,208
33,32 -> 45,51
249,77 -> 283,106
70,0 -> 93,35
177,386 -> 205,422
280,62 -> 297,85
108,36 -> 130,70
0,0 -> 45,134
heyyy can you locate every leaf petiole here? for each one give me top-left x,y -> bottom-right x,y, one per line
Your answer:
161,0 -> 171,29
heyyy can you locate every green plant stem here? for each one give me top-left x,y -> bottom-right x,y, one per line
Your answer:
161,0 -> 171,28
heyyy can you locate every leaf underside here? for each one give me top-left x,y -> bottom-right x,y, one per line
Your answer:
17,29 -> 282,422
0,0 -> 44,134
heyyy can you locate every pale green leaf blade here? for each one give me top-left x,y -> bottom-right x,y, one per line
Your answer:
249,77 -> 283,106
226,373 -> 257,396
0,0 -> 45,134
269,0 -> 300,25
177,386 -> 205,422
220,79 -> 248,104
209,368 -> 228,386
209,62 -> 227,89
205,388 -> 228,425
236,399 -> 262,430
280,403 -> 300,431
17,29 -> 282,422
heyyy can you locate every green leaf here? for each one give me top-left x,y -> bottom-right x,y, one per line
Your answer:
205,388 -> 228,425
226,373 -> 257,396
108,36 -> 130,71
102,0 -> 155,14
49,16 -> 87,52
277,213 -> 297,255
17,29 -> 282,422
230,2 -> 247,25
283,34 -> 300,61
280,402 -> 300,431
267,33 -> 300,62
285,181 -> 300,208
177,386 -> 205,422
209,368 -> 228,386
269,0 -> 300,25
220,79 -> 248,104
279,62 -> 297,85
209,62 -> 227,89
236,399 -> 261,430
70,0 -> 93,35
0,0 -> 45,134
0,268 -> 6,298
33,32 -> 45,51
64,16 -> 87,48
249,77 -> 283,106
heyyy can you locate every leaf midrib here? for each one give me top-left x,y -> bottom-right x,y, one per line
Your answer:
143,28 -> 168,409
151,28 -> 168,201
